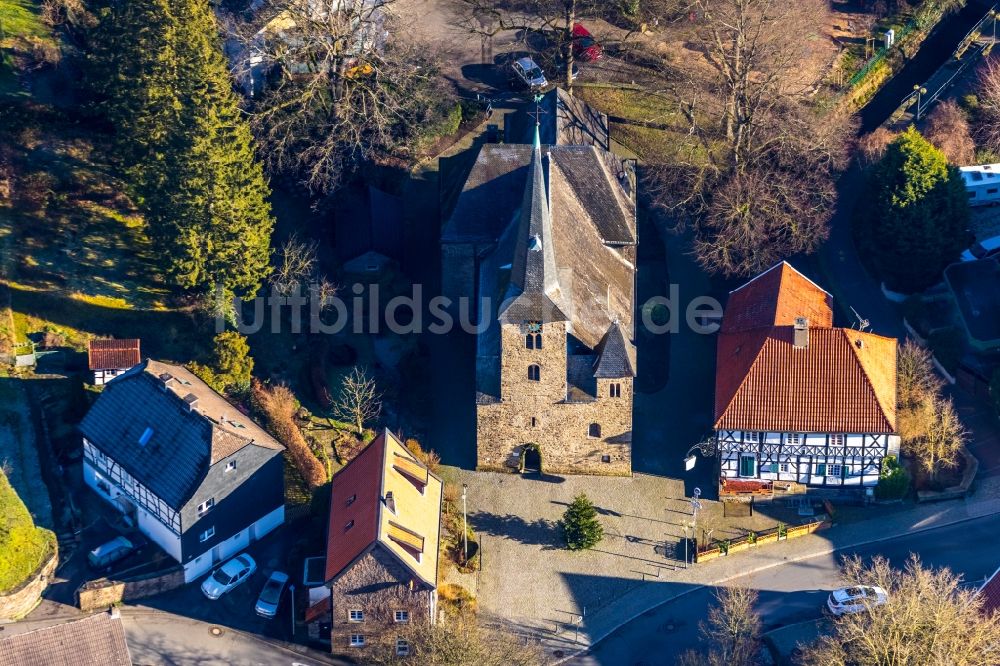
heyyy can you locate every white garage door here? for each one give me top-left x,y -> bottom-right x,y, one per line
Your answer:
219,528 -> 250,561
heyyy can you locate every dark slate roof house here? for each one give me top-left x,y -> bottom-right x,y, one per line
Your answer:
79,360 -> 285,582
0,608 -> 132,666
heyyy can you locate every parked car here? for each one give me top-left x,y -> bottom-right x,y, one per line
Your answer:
255,570 -> 289,618
960,234 -> 1000,262
509,56 -> 548,90
826,585 -> 888,616
87,534 -> 146,571
201,553 -> 257,600
572,23 -> 602,61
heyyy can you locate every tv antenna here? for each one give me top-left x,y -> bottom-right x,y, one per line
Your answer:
850,306 -> 870,332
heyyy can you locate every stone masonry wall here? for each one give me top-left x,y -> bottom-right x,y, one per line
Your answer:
330,547 -> 433,658
0,547 -> 58,621
77,565 -> 185,612
478,319 -> 633,476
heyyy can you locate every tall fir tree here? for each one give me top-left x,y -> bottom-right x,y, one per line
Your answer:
867,127 -> 971,293
90,0 -> 274,298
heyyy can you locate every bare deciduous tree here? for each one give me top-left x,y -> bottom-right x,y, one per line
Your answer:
897,339 -> 943,411
857,127 -> 898,166
647,0 -> 854,277
334,366 -> 382,433
923,99 -> 975,165
366,613 -> 541,665
229,0 -> 454,192
799,554 -> 1000,666
905,396 -> 966,485
676,585 -> 762,666
974,53 -> 1000,156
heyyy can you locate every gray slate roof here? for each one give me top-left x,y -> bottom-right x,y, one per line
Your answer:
79,360 -> 283,509
593,322 -> 637,378
0,610 -> 132,666
442,144 -> 635,248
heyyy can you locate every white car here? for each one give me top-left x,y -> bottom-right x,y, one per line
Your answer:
254,570 -> 289,618
826,585 -> 888,616
961,235 -> 1000,262
509,56 -> 547,90
201,553 -> 257,600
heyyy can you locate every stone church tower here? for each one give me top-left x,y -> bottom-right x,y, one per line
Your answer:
470,123 -> 636,476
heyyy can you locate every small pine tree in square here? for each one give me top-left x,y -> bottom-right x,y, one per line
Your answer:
561,493 -> 603,551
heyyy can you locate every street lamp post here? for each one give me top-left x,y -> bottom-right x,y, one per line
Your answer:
690,488 -> 702,565
991,10 -> 998,45
289,584 -> 296,637
913,84 -> 928,120
462,483 -> 469,563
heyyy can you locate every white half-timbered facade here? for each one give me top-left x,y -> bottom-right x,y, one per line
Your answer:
80,360 -> 286,581
714,263 -> 899,490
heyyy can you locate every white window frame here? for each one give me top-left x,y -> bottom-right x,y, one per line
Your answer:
827,464 -> 843,478
199,526 -> 215,543
349,634 -> 365,647
396,638 -> 410,656
394,610 -> 410,623
779,463 -> 790,473
744,431 -> 760,443
830,434 -> 845,447
786,433 -> 801,445
197,497 -> 214,516
348,609 -> 364,622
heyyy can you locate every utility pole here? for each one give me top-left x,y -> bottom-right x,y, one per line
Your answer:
289,584 -> 296,637
462,483 -> 469,563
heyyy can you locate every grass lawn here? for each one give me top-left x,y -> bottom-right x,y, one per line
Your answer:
0,470 -> 55,594
574,86 -> 722,164
0,0 -> 52,98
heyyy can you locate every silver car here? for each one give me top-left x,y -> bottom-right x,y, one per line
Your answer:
201,553 -> 257,600
254,570 -> 289,618
510,56 -> 547,90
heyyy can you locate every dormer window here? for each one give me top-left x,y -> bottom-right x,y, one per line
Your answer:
225,460 -> 236,473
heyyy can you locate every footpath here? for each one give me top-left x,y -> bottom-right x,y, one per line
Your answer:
548,476 -> 1000,662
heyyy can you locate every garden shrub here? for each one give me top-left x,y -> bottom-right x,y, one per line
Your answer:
875,455 -> 910,500
561,493 -> 603,551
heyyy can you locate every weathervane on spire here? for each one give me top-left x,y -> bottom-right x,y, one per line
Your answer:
528,93 -> 546,149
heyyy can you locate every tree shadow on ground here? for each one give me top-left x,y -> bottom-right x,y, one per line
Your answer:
468,510 -> 562,549
550,499 -> 619,517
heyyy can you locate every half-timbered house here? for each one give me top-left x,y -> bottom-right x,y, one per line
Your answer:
79,360 -> 286,582
714,263 -> 899,490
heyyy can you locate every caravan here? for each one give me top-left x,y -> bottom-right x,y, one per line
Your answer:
960,164 -> 1000,206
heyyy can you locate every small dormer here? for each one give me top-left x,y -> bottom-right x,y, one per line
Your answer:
392,453 -> 427,494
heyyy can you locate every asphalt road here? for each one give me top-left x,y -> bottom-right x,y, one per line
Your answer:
574,513 -> 1000,666
122,612 -> 345,666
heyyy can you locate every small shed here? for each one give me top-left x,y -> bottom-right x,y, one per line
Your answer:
87,339 -> 141,385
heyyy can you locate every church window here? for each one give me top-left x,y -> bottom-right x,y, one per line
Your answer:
528,365 -> 540,381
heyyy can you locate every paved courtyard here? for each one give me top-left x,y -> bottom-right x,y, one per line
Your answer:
444,470 -> 794,641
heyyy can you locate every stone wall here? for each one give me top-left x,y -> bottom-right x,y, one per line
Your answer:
330,547 -> 433,658
77,565 -> 185,612
478,319 -> 633,476
0,547 -> 58,621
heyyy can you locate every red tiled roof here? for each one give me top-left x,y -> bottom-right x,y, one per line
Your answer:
87,339 -> 141,371
324,434 -> 386,583
980,566 -> 1000,615
722,262 -> 833,334
715,265 -> 897,434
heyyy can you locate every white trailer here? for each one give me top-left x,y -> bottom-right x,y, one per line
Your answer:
960,164 -> 1000,206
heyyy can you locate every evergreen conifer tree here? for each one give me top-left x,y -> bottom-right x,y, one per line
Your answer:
561,493 -> 603,551
867,127 -> 971,292
90,0 -> 274,298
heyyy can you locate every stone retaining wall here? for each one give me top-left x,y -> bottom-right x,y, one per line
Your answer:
77,566 -> 185,612
0,547 -> 58,621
